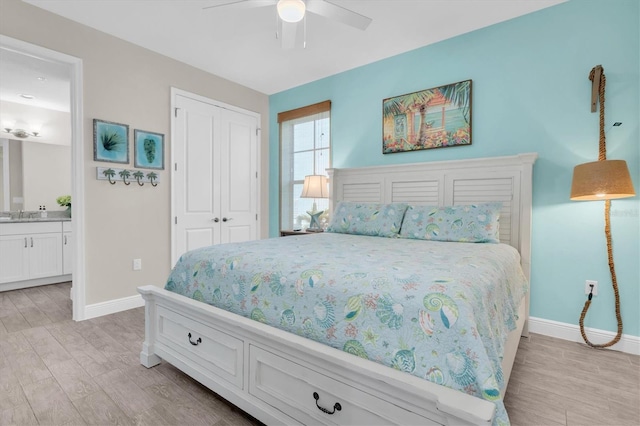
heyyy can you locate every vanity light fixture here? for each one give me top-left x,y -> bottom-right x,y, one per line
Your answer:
3,128 -> 40,138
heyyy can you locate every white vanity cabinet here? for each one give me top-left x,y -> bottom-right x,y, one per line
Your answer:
0,233 -> 30,283
0,221 -> 70,291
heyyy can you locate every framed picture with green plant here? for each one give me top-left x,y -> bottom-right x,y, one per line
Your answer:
93,119 -> 129,163
134,129 -> 164,170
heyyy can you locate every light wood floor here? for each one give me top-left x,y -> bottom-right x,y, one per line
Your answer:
1,283 -> 638,426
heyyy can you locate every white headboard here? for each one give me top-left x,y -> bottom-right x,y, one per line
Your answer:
328,153 -> 537,282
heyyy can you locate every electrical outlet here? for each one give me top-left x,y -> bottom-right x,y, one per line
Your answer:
133,258 -> 142,271
585,280 -> 598,296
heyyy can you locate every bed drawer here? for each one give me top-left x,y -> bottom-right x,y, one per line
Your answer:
156,305 -> 243,389
249,345 -> 438,426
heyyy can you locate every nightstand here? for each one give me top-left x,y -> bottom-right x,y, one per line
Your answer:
280,230 -> 318,237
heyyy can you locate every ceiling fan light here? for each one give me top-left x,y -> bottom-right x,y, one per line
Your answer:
277,0 -> 305,23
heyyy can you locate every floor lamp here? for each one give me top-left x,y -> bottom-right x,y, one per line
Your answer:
301,175 -> 328,231
570,65 -> 636,348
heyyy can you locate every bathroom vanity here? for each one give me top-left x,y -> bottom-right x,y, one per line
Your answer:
0,219 -> 72,291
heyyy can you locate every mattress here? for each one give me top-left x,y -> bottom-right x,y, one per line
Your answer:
165,232 -> 528,425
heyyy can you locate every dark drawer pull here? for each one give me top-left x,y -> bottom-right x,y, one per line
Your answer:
187,332 -> 201,346
313,392 -> 341,415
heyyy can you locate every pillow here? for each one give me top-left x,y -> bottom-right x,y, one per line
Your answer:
326,202 -> 409,237
399,203 -> 502,243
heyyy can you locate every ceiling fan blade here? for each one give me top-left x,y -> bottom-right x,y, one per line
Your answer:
280,21 -> 298,49
202,0 -> 276,12
305,0 -> 372,30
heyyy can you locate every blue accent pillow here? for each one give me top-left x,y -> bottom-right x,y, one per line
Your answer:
399,203 -> 503,243
327,202 -> 409,237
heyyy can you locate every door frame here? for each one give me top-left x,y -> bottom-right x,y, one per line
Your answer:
1,138 -> 9,211
0,35 -> 86,320
170,87 -> 261,267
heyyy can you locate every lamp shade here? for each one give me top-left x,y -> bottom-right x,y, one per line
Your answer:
300,175 -> 329,199
570,160 -> 636,200
277,0 -> 306,23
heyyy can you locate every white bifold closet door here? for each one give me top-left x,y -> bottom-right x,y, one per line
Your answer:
172,91 -> 259,265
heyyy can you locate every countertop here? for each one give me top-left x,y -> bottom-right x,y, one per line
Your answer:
0,217 -> 71,223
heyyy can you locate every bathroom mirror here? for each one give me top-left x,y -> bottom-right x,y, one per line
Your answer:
0,138 -> 71,212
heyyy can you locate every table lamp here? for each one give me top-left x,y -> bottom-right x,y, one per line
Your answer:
300,175 -> 328,231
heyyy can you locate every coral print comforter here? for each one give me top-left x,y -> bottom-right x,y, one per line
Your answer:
165,232 -> 527,425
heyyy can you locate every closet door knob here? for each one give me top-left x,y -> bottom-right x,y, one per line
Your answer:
222,217 -> 232,222
212,218 -> 219,223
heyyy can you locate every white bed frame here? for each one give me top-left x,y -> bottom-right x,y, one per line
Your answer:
139,153 -> 537,426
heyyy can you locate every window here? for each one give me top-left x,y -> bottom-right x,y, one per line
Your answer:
278,100 -> 331,230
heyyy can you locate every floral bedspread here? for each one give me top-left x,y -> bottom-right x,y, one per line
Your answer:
165,233 -> 527,425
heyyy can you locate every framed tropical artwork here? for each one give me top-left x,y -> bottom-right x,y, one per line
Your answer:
93,119 -> 129,163
134,129 -> 164,170
382,80 -> 472,154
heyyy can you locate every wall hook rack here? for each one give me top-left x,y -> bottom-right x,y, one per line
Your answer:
97,167 -> 160,186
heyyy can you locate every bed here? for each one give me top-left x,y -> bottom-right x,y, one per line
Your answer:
139,153 -> 537,426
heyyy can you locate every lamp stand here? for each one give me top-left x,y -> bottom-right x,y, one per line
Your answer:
307,200 -> 324,231
578,65 -> 623,349
300,175 -> 329,232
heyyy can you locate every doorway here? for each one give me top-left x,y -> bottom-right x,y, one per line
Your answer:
0,35 -> 85,320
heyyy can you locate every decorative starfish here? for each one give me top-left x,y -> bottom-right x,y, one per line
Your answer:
307,209 -> 324,230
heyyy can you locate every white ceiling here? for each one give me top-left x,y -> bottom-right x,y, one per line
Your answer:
0,46 -> 71,144
22,0 -> 566,95
0,47 -> 70,112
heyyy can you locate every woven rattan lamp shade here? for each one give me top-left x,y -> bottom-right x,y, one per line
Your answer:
570,160 -> 635,200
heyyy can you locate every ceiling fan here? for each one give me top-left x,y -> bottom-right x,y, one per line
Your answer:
203,0 -> 372,49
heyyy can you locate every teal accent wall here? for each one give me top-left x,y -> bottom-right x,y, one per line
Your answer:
269,0 -> 640,337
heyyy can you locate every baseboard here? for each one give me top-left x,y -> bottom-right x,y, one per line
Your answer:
83,294 -> 144,320
529,316 -> 640,356
0,275 -> 72,292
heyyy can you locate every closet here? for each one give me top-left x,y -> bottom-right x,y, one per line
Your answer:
171,89 -> 260,265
